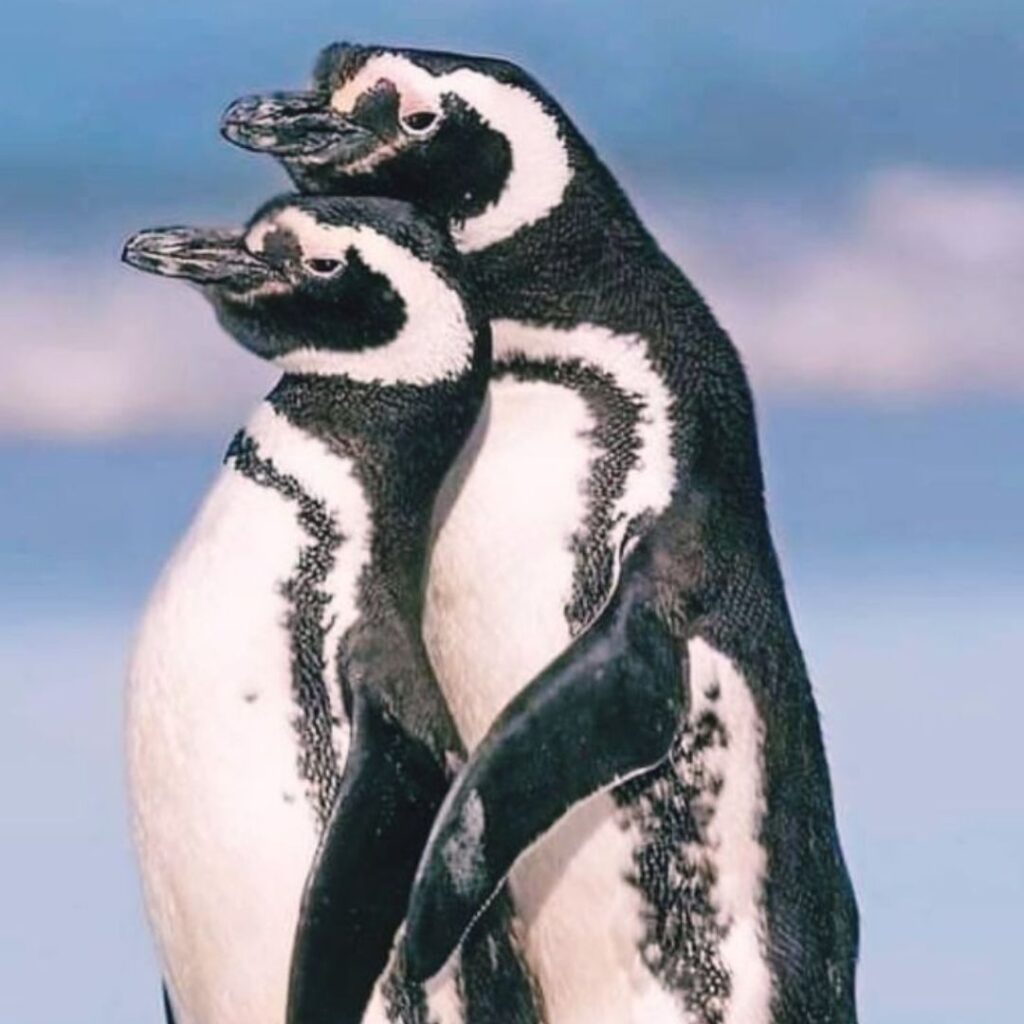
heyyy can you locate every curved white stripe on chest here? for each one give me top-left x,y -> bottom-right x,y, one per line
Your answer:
245,402 -> 373,765
246,210 -> 474,386
329,55 -> 573,253
687,639 -> 772,1024
493,319 -> 676,533
423,325 -> 680,1023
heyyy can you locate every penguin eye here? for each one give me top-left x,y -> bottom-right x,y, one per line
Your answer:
401,110 -> 439,135
305,258 -> 343,277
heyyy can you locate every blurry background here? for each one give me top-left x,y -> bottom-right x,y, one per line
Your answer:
2,3 -> 1021,1022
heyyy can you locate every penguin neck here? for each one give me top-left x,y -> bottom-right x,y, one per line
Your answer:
463,142 -> 767,505
463,149 -> 698,341
263,370 -> 482,606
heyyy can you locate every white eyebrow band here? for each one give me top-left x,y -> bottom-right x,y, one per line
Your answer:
252,208 -> 475,386
330,55 -> 574,254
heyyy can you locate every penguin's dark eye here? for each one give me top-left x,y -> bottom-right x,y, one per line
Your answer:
402,110 -> 439,135
305,258 -> 343,276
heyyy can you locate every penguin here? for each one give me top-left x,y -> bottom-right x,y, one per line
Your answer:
222,47 -> 860,1024
122,194 -> 540,1024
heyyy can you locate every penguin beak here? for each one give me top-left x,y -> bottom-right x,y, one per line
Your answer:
220,90 -> 375,161
122,227 -> 267,287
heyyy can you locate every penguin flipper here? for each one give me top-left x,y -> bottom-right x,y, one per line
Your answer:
287,686 -> 448,1024
403,551 -> 685,982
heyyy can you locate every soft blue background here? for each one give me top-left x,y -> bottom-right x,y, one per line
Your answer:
2,3 -> 1021,1022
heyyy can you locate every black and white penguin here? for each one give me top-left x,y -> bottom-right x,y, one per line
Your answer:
222,48 -> 860,1024
122,194 -> 540,1024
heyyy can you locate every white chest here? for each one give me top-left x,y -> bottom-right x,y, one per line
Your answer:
423,320 -> 676,745
422,321 -> 679,1023
423,376 -> 593,747
125,404 -> 372,1024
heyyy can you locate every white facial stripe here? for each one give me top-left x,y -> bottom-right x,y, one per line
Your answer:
248,207 -> 475,385
331,53 -> 442,122
245,219 -> 347,268
444,68 -> 572,252
492,320 -> 676,529
330,55 -> 574,253
244,219 -> 274,255
327,55 -> 442,177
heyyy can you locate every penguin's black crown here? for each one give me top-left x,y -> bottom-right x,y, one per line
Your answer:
123,195 -> 486,386
221,47 -> 577,243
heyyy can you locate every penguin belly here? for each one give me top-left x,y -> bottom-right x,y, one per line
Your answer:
126,405 -> 396,1024
127,464 -> 328,1024
424,376 -> 677,1024
425,378 -> 588,746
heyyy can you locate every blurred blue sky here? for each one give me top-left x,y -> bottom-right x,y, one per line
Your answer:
3,0 -> 1023,433
0,2 -> 1021,1023
4,1 -> 1023,208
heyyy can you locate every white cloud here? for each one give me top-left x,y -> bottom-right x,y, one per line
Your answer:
653,168 -> 1024,398
1,168 -> 1021,438
0,263 -> 273,438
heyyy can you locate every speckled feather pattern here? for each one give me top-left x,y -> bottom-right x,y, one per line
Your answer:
225,430 -> 345,825
239,46 -> 859,1024
265,374 -> 547,1024
459,66 -> 859,1024
126,197 -> 544,1024
493,354 -> 644,637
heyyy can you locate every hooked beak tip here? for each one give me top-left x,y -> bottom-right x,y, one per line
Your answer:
219,96 -> 265,143
119,227 -> 254,285
120,232 -> 158,272
220,92 -> 375,159
219,93 -> 309,150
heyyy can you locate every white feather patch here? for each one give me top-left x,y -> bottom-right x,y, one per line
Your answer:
360,946 -> 463,1024
493,320 -> 677,529
422,320 -> 687,1021
127,402 -> 376,1024
444,67 -> 572,253
423,365 -> 676,1022
244,403 -> 373,764
423,964 -> 465,1024
246,209 -> 474,385
128,464 -> 319,1024
508,791 -> 682,1024
687,638 -> 772,1024
329,54 -> 574,253
423,378 -> 589,748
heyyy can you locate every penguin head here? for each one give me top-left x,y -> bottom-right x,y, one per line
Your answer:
221,45 -> 576,252
123,195 -> 486,387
